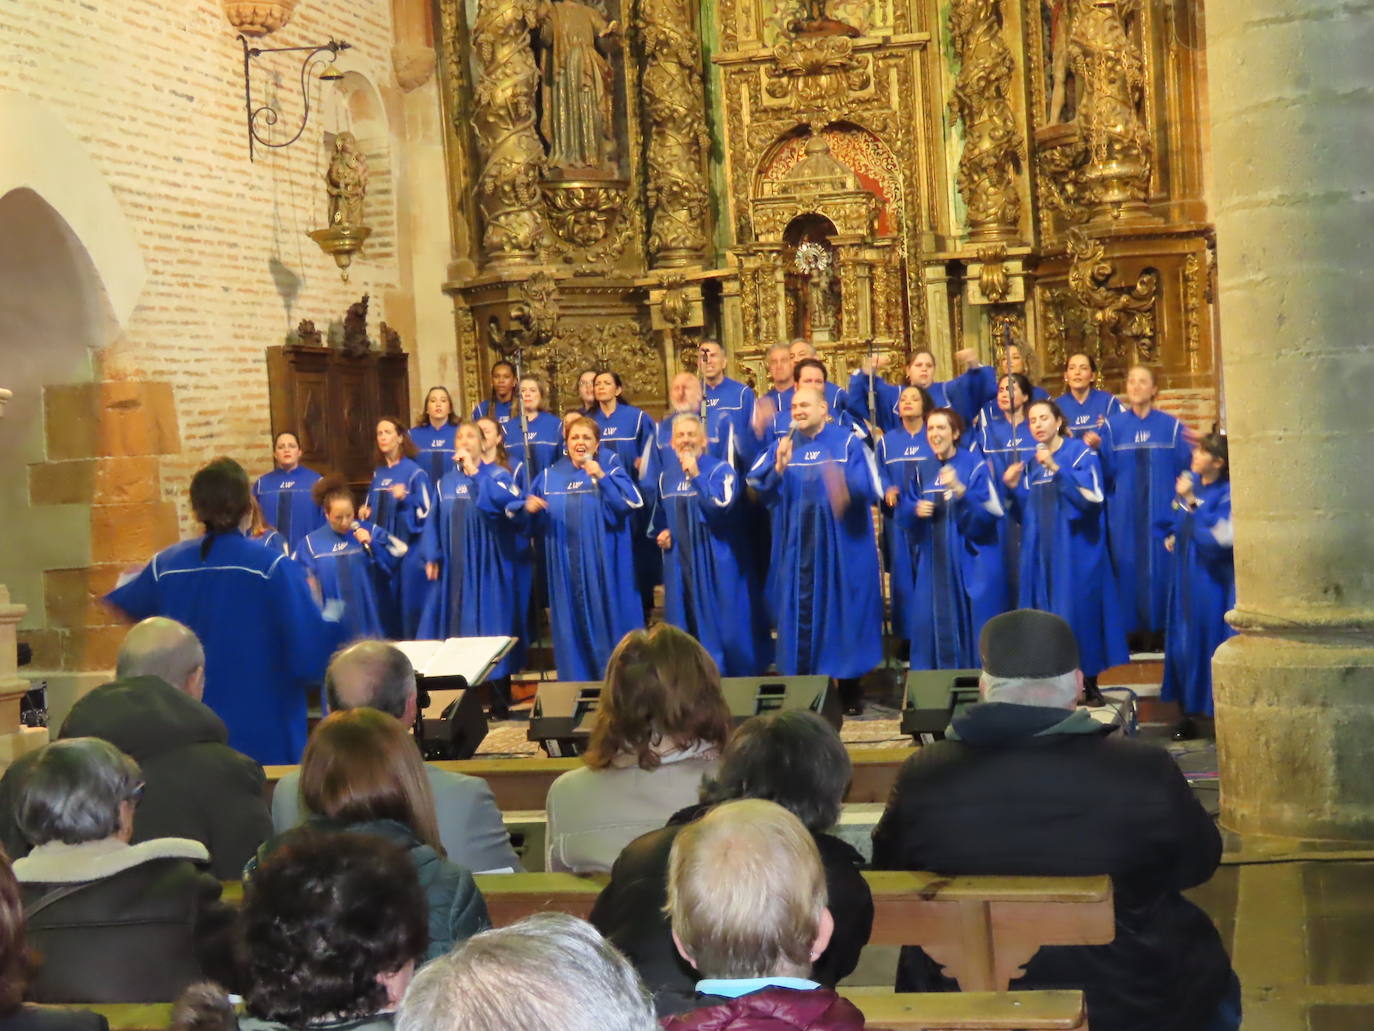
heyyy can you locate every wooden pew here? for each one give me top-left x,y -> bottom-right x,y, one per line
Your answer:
223,870 -> 1112,995
842,989 -> 1087,1030
261,745 -> 913,812
67,990 -> 1089,1031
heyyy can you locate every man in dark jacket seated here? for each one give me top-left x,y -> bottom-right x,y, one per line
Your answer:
589,710 -> 873,1016
0,617 -> 272,879
872,608 -> 1240,1031
661,799 -> 867,1031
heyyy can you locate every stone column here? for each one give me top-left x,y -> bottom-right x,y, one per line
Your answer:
1207,0 -> 1374,839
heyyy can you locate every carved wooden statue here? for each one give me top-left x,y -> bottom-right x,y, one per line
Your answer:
537,0 -> 619,174
325,132 -> 369,226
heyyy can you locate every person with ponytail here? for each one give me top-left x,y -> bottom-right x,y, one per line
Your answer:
295,476 -> 406,642
1161,431 -> 1234,740
105,458 -> 346,764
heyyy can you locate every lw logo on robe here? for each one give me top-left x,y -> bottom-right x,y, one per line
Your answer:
331,541 -> 350,552
280,481 -> 295,488
1135,431 -> 1153,444
804,450 -> 822,461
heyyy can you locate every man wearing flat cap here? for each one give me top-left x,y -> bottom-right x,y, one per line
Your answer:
872,609 -> 1238,1031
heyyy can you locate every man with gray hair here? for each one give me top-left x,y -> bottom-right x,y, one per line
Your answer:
872,608 -> 1238,1031
398,913 -> 657,1031
0,617 -> 271,878
272,639 -> 520,872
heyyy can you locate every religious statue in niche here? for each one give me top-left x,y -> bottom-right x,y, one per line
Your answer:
1044,0 -> 1078,123
536,0 -> 620,176
325,132 -> 369,226
792,238 -> 841,343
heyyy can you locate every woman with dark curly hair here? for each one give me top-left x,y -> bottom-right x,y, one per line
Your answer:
588,710 -> 873,1016
248,709 -> 489,959
0,848 -> 105,1031
174,830 -> 427,1031
544,625 -> 732,874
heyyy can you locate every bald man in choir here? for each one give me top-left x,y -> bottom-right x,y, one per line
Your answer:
748,387 -> 883,714
649,413 -> 765,676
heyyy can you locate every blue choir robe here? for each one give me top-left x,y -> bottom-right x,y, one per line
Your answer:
846,367 -> 989,435
898,448 -> 1005,670
978,411 -> 1038,608
649,452 -> 764,676
505,411 -> 564,484
876,425 -> 934,639
365,457 -> 433,639
1054,388 -> 1125,441
1014,437 -> 1130,677
1161,480 -> 1234,717
1099,408 -> 1192,635
974,380 -> 1047,438
412,422 -> 458,488
252,467 -> 324,554
766,406 -> 865,442
418,462 -> 527,679
641,410 -> 734,496
592,401 -> 658,603
764,381 -> 850,430
104,530 -> 347,765
295,521 -> 403,641
472,397 -> 516,430
705,376 -> 761,469
253,530 -> 290,557
529,457 -> 645,682
747,423 -> 884,679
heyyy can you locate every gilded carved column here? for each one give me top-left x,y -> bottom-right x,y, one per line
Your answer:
637,0 -> 710,267
947,0 -> 1023,242
472,0 -> 545,265
1069,0 -> 1152,222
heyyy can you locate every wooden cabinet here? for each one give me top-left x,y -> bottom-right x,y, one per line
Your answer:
266,346 -> 410,489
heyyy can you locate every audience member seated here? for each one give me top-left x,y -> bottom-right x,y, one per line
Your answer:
0,849 -> 106,1031
272,640 -> 519,873
397,913 -> 658,1031
13,738 -> 229,1003
661,799 -> 866,1031
0,617 -> 272,879
871,608 -> 1239,1031
590,710 -> 874,1015
173,830 -> 427,1031
545,625 -> 732,873
250,708 -> 489,959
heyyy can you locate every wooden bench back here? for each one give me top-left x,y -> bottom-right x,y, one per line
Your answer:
262,745 -> 912,811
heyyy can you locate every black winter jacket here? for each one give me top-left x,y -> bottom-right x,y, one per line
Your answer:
0,676 -> 273,879
588,803 -> 874,1017
871,702 -> 1233,1031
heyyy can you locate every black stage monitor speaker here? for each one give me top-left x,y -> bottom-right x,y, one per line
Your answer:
418,675 -> 489,760
528,674 -> 832,757
901,668 -> 982,741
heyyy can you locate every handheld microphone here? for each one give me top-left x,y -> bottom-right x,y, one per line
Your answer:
787,418 -> 799,441
1174,471 -> 1195,510
350,520 -> 374,559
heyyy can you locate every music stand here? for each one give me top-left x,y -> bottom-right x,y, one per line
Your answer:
394,637 -> 515,759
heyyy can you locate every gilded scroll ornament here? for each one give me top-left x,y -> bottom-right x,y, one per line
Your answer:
540,181 -> 626,247
765,36 -> 872,109
639,0 -> 711,267
1036,131 -> 1092,234
1068,0 -> 1152,221
1066,228 -> 1158,362
473,0 -> 546,263
553,319 -> 663,405
977,244 -> 1010,303
947,0 -> 1023,241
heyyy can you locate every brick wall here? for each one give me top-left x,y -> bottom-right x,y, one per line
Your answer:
0,0 -> 449,669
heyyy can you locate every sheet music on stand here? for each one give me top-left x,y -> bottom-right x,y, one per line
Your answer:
393,635 -> 513,729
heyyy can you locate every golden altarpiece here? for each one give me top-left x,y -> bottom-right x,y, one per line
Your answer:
433,0 -> 1217,416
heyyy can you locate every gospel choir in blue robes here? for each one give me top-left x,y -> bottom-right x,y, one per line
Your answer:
105,353 -> 1232,764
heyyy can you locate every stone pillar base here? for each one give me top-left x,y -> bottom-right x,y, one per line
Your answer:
1215,632 -> 1374,841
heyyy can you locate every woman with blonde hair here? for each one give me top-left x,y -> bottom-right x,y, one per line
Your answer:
545,625 -> 733,874
250,709 -> 489,959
